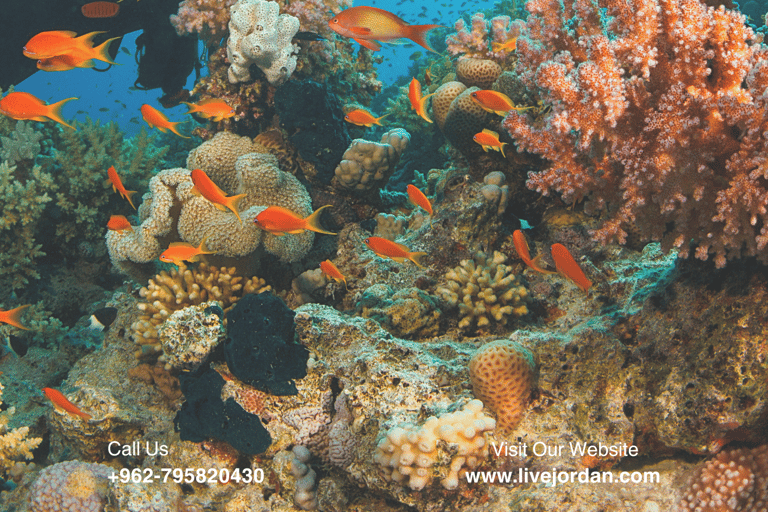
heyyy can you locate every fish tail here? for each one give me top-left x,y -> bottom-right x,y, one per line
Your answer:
227,193 -> 247,223
376,113 -> 391,125
305,205 -> 337,235
500,142 -> 508,158
168,121 -> 190,139
2,305 -> 30,330
75,30 -> 107,48
92,37 -> 120,65
46,97 -> 78,130
182,102 -> 198,115
124,189 -> 138,210
198,237 -> 214,255
408,251 -> 428,269
403,24 -> 443,53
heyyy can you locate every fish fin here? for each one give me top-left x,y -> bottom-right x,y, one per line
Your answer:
482,128 -> 499,137
46,97 -> 78,130
227,193 -> 246,223
530,254 -> 555,274
168,121 -> 190,138
124,189 -> 137,210
168,242 -> 194,248
190,186 -> 201,196
304,205 -> 337,235
376,113 -> 391,125
74,59 -> 95,69
91,37 -> 120,65
481,145 -> 489,152
2,305 -> 30,330
500,142 -> 507,158
74,31 -> 106,47
402,24 -> 444,53
408,251 -> 428,269
182,101 -> 197,115
213,203 -> 228,212
349,26 -> 372,35
353,38 -> 381,51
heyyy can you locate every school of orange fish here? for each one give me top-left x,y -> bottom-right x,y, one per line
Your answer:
0,4 -> 590,420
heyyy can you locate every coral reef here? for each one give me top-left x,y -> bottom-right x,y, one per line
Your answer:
357,285 -> 442,339
171,0 -> 237,46
186,131 -> 257,194
291,445 -> 318,511
158,301 -> 224,370
436,250 -> 529,331
374,399 -> 496,490
132,263 -> 270,355
446,13 -> 521,62
333,128 -> 410,193
469,339 -> 536,434
678,444 -> 768,511
1,121 -> 43,165
505,0 -> 768,267
0,380 -> 41,478
374,213 -> 407,240
28,460 -> 111,512
227,0 -> 300,85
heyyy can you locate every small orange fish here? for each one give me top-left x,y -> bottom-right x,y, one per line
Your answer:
159,240 -> 214,267
182,99 -> 236,122
140,104 -> 188,138
473,129 -> 507,157
408,78 -> 436,123
512,230 -> 553,274
0,305 -> 30,330
0,92 -> 77,130
37,53 -> 93,72
364,236 -> 427,268
81,1 -> 120,18
107,214 -> 133,232
551,243 -> 592,292
107,166 -> 137,209
320,260 -> 347,288
407,184 -> 433,225
190,169 -> 246,222
23,30 -> 98,59
424,62 -> 434,86
491,38 -> 517,53
344,108 -> 389,127
328,6 -> 442,52
254,205 -> 336,236
42,388 -> 92,420
470,90 -> 532,116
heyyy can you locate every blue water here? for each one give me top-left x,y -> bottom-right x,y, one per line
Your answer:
17,1 -> 498,137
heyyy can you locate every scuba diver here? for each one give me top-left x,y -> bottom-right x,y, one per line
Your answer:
1,0 -> 199,106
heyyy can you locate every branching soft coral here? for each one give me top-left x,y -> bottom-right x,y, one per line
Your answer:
0,380 -> 42,478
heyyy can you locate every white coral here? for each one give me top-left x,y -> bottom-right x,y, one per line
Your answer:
227,0 -> 300,85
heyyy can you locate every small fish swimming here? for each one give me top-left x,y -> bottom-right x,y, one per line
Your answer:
551,243 -> 592,292
7,335 -> 29,357
0,305 -> 30,330
473,129 -> 507,157
88,306 -> 118,332
159,240 -> 214,267
406,184 -> 433,225
23,30 -> 98,59
107,166 -> 137,209
512,230 -> 553,274
364,236 -> 426,268
320,260 -> 347,288
328,6 -> 442,52
0,92 -> 77,129
344,108 -> 389,127
190,169 -> 246,222
42,388 -> 92,420
254,205 -> 336,236
294,31 -> 326,41
182,99 -> 236,122
470,90 -> 532,116
140,104 -> 188,138
408,78 -> 436,123
107,214 -> 133,232
491,38 -> 517,53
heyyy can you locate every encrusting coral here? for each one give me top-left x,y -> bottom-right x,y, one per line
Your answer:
28,460 -> 112,512
131,263 -> 270,355
333,128 -> 410,193
374,399 -> 496,491
0,380 -> 42,478
436,250 -> 528,331
505,0 -> 768,267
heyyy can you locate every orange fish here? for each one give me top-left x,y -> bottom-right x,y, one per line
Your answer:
42,388 -> 92,420
254,205 -> 336,236
470,90 -> 532,116
320,260 -> 347,288
473,129 -> 507,157
182,99 -> 236,122
159,240 -> 214,267
408,78 -> 436,123
140,104 -> 188,138
407,184 -> 433,225
512,230 -> 553,274
107,214 -> 133,232
23,30 -> 100,59
364,236 -> 427,268
36,34 -> 119,71
551,243 -> 592,292
328,6 -> 442,52
190,169 -> 246,222
81,1 -> 120,18
0,305 -> 30,330
491,38 -> 517,53
344,108 -> 389,127
0,92 -> 77,130
107,166 -> 137,209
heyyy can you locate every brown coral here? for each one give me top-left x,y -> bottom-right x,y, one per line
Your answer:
441,87 -> 496,156
455,57 -> 502,89
432,81 -> 467,131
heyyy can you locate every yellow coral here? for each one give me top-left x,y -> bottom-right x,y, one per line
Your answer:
437,250 -> 528,331
0,380 -> 42,477
186,131 -> 256,194
131,263 -> 270,355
